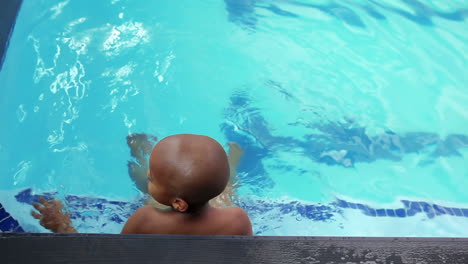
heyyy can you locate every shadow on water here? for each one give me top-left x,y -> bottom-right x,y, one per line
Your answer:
225,0 -> 258,31
225,0 -> 468,30
221,88 -> 468,177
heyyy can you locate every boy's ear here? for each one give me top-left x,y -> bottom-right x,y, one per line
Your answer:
172,198 -> 188,212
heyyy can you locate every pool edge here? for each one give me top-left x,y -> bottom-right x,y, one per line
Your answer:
2,233 -> 468,263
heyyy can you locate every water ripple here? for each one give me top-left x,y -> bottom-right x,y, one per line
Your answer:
13,161 -> 32,186
103,21 -> 149,56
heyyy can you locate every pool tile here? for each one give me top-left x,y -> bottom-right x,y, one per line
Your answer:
386,209 -> 396,217
376,209 -> 386,217
0,215 -> 11,223
433,205 -> 446,215
280,204 -> 293,214
442,207 -> 454,216
0,216 -> 20,232
357,203 -> 366,211
110,215 -> 124,224
452,208 -> 463,217
305,211 -> 320,220
15,188 -> 56,204
67,195 -> 80,201
14,188 -> 34,203
108,200 -> 128,207
395,209 -> 406,217
365,207 -> 377,217
336,199 -> 348,208
13,225 -> 25,232
317,205 -> 329,211
296,205 -> 305,215
0,206 -> 9,219
304,205 -> 315,212
461,209 -> 468,217
410,202 -> 422,211
406,209 -> 416,216
407,202 -> 422,216
420,202 -> 435,218
128,203 -> 141,212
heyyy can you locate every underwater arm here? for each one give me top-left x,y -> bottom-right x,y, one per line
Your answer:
127,133 -> 158,194
210,142 -> 244,208
227,142 -> 243,180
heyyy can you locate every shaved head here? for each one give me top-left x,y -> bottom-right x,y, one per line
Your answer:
149,134 -> 230,208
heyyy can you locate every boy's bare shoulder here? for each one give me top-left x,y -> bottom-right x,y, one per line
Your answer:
121,205 -> 171,234
219,206 -> 253,236
122,205 -> 253,236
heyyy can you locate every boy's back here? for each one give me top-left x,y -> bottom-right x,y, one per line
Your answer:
122,205 -> 252,235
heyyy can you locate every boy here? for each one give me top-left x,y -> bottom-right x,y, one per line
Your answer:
125,133 -> 241,208
31,134 -> 253,236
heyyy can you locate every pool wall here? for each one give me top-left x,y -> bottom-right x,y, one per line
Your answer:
0,0 -> 22,71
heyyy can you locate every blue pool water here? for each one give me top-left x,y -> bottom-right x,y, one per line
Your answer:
1,0 -> 467,236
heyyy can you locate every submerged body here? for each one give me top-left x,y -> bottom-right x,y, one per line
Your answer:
127,134 -> 243,208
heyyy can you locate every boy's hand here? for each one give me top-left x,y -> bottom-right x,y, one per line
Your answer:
31,198 -> 77,233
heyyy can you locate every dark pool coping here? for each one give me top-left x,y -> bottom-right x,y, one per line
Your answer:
1,233 -> 468,264
1,0 -> 468,263
0,0 -> 22,71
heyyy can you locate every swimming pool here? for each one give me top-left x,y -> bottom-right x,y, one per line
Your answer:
1,0 -> 467,236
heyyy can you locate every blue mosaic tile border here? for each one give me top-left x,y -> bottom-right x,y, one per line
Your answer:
239,200 -> 338,222
0,203 -> 24,232
334,199 -> 468,219
7,188 -> 468,232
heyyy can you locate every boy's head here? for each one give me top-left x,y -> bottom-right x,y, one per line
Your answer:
147,134 -> 230,212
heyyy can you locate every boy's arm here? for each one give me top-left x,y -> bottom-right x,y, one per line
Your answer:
227,142 -> 243,182
210,142 -> 244,208
31,198 -> 77,233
